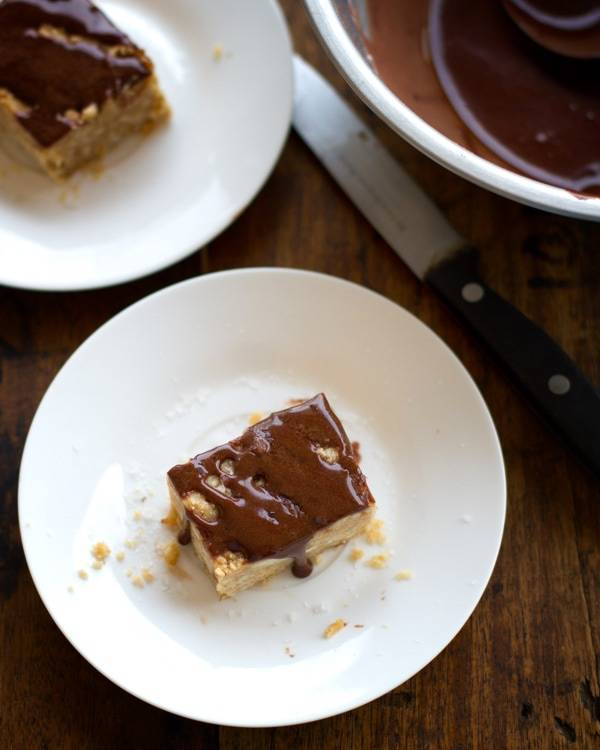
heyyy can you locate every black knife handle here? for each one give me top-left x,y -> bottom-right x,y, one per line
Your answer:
426,248 -> 600,476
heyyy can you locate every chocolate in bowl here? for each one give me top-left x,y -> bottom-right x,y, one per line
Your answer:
304,0 -> 600,218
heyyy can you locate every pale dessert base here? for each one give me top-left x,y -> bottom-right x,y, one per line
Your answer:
167,476 -> 375,598
0,75 -> 169,180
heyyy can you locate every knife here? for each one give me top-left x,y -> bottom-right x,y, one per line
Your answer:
292,55 -> 600,476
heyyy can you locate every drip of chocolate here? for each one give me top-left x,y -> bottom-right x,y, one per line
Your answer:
168,394 -> 373,577
0,0 -> 150,146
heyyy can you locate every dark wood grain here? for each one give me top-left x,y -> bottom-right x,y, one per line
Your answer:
1,2 -> 599,748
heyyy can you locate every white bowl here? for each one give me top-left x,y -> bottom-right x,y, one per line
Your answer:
304,0 -> 600,221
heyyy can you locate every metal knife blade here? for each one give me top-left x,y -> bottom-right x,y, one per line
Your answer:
292,54 -> 464,279
292,54 -> 600,476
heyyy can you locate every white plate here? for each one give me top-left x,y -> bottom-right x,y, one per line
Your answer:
19,269 -> 506,726
0,1 -> 292,291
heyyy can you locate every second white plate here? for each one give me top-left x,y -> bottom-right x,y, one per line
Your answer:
19,269 -> 506,726
0,0 -> 292,291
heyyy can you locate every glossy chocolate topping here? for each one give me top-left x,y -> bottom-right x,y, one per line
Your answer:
168,394 -> 374,577
364,0 -> 600,194
0,0 -> 151,146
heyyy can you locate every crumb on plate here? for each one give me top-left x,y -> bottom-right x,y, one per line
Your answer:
365,518 -> 386,545
248,411 -> 263,426
142,568 -> 155,583
395,569 -> 413,581
91,541 -> 111,562
132,575 -> 145,588
367,553 -> 389,569
349,547 -> 364,562
163,541 -> 180,567
77,569 -> 88,581
115,551 -> 125,562
324,619 -> 347,639
161,506 -> 178,527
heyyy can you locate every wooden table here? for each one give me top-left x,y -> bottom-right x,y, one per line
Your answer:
1,4 -> 599,748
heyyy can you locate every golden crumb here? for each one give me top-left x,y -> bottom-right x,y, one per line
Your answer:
365,518 -> 386,545
132,575 -> 145,588
67,585 -> 74,593
163,541 -> 180,567
124,539 -> 137,550
324,619 -> 347,639
133,510 -> 143,521
91,541 -> 111,561
349,548 -> 364,562
212,44 -> 223,61
367,553 -> 389,569
77,569 -> 88,581
287,398 -> 306,406
248,411 -> 264,426
161,505 -> 178,527
115,551 -> 125,562
125,569 -> 133,578
395,570 -> 413,581
91,560 -> 103,571
142,568 -> 155,583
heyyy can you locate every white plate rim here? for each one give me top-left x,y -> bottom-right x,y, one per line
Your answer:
18,268 -> 507,726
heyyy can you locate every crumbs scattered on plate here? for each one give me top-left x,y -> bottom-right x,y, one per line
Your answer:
324,619 -> 347,639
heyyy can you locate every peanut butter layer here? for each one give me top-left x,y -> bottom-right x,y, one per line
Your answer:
0,0 -> 151,147
168,394 -> 375,578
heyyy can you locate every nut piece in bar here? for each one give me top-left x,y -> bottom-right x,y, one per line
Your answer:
0,0 -> 170,179
167,394 -> 375,598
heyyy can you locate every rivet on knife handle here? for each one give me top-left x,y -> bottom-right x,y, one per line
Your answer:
427,248 -> 600,475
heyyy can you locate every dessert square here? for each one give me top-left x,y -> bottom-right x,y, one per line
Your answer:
167,394 -> 375,597
0,0 -> 170,179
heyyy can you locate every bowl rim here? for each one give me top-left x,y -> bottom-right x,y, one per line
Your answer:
304,0 -> 600,221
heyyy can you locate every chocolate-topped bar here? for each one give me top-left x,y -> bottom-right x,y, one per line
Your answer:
167,394 -> 375,597
0,0 -> 169,178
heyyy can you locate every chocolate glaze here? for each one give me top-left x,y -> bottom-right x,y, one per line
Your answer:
168,394 -> 374,577
504,0 -> 600,60
177,525 -> 191,546
364,0 -> 600,195
0,0 -> 151,146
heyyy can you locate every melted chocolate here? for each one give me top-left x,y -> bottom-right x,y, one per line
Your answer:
0,0 -> 150,146
177,525 -> 191,546
364,0 -> 600,195
508,1 -> 600,29
168,394 -> 374,577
